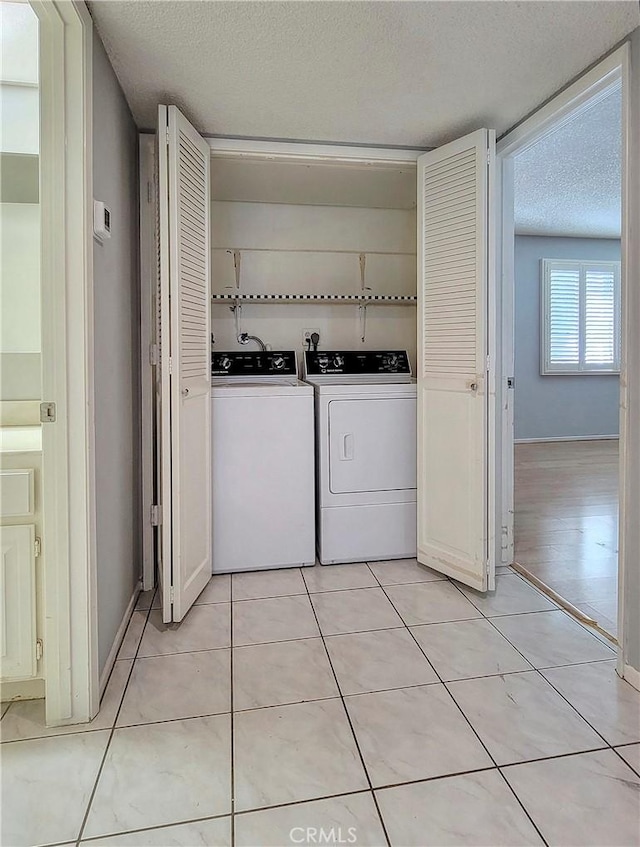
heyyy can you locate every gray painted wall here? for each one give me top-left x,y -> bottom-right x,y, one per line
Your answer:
93,30 -> 140,675
514,235 -> 620,441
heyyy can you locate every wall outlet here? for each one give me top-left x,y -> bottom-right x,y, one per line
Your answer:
302,328 -> 321,348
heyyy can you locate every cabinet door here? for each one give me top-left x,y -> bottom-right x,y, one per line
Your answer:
0,524 -> 37,680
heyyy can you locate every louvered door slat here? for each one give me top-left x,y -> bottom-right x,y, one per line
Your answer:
176,130 -> 209,385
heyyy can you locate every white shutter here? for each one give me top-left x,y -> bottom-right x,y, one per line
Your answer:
417,129 -> 496,592
544,261 -> 580,370
585,265 -> 617,367
158,105 -> 212,623
542,259 -> 620,373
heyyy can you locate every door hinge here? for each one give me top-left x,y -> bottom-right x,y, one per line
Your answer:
507,376 -> 515,389
485,355 -> 491,372
168,356 -> 173,374
35,638 -> 44,661
170,586 -> 175,604
34,537 -> 41,558
150,504 -> 161,526
165,126 -> 170,145
149,343 -> 159,367
39,402 -> 56,423
147,180 -> 153,204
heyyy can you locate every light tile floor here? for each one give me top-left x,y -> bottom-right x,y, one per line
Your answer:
2,561 -> 640,847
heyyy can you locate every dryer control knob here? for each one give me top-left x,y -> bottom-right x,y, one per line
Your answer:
219,355 -> 232,371
333,354 -> 345,369
271,355 -> 286,370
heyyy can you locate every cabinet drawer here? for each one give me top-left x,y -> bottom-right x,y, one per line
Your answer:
0,469 -> 35,518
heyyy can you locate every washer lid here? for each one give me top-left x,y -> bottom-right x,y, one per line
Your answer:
305,375 -> 416,387
211,379 -> 313,397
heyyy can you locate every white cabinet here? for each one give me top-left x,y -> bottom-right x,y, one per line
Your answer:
0,524 -> 37,680
0,456 -> 42,686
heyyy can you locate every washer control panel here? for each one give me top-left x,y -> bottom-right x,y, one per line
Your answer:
212,351 -> 297,377
304,350 -> 411,376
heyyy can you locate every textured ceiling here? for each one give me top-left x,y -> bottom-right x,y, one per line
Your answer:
514,86 -> 621,238
87,1 -> 639,148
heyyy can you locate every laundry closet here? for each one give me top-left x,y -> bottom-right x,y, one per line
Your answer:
208,152 -> 418,362
144,109 -> 496,625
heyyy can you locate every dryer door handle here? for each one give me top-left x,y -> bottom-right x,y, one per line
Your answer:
341,433 -> 355,461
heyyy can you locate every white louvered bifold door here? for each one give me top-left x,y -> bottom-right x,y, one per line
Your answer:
158,105 -> 212,623
156,109 -> 173,621
417,129 -> 496,591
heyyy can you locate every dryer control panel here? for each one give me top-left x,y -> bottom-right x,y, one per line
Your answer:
304,350 -> 411,376
212,351 -> 297,377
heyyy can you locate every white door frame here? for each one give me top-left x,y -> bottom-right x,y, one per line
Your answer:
33,0 -> 99,724
139,134 -> 156,593
496,44 -> 638,685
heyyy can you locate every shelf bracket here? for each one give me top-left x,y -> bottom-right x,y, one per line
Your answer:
359,301 -> 368,343
224,249 -> 242,291
230,300 -> 243,336
233,249 -> 241,289
359,252 -> 372,294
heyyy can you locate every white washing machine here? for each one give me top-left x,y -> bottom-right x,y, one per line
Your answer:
211,351 -> 315,574
303,350 -> 417,565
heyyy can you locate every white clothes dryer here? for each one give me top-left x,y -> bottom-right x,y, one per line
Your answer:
211,350 -> 315,574
303,350 -> 417,565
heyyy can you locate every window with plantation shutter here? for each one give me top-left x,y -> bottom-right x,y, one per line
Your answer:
541,259 -> 620,374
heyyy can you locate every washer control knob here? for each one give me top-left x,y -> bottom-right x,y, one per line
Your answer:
219,355 -> 232,371
385,353 -> 399,370
271,354 -> 286,370
333,354 -> 345,369
318,354 -> 329,370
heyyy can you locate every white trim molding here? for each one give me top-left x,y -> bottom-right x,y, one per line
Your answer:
139,134 -> 156,593
99,583 -> 140,695
207,136 -> 423,164
497,41 -> 640,681
620,663 -> 640,692
514,435 -> 619,444
618,30 -> 640,683
497,47 -> 626,157
32,0 -> 98,726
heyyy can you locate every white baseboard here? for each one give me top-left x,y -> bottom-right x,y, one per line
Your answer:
0,677 -> 45,703
99,581 -> 141,696
515,435 -> 619,444
621,662 -> 640,692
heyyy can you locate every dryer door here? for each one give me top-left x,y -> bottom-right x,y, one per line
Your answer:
329,398 -> 417,494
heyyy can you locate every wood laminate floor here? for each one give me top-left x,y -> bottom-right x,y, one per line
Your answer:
514,439 -> 619,636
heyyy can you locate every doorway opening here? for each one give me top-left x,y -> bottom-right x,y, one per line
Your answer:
499,58 -> 625,644
0,0 -> 98,726
0,0 -> 44,700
